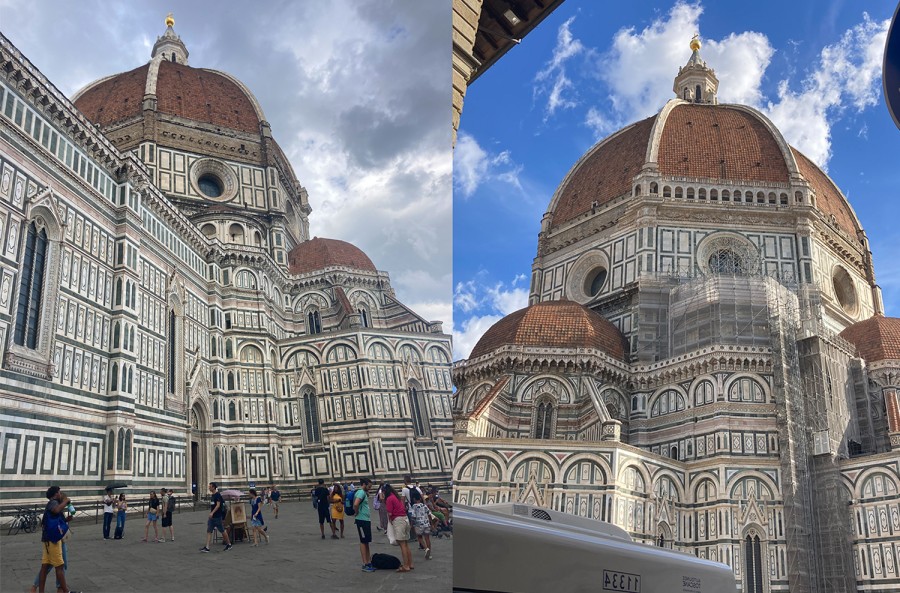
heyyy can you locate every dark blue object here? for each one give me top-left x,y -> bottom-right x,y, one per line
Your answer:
885,1 -> 900,130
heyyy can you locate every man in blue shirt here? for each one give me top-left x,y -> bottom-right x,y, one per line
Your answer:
270,485 -> 280,519
199,482 -> 232,552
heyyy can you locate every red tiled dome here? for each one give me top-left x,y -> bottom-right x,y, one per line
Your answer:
287,238 -> 376,275
470,300 -> 628,360
74,61 -> 263,135
548,102 -> 860,243
839,315 -> 900,363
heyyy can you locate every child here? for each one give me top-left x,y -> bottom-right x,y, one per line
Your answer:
410,488 -> 433,560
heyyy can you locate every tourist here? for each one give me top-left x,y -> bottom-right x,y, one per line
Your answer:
101,487 -> 115,539
313,479 -> 334,539
248,489 -> 269,546
384,483 -> 413,572
270,484 -> 280,518
353,477 -> 375,572
410,488 -> 433,559
114,494 -> 127,539
35,486 -> 77,593
142,491 -> 161,542
161,488 -> 175,542
331,483 -> 345,539
200,482 -> 232,552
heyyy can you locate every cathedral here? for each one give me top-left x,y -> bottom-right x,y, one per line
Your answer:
0,19 -> 453,502
452,38 -> 900,593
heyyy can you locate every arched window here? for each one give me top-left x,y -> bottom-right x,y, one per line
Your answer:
113,322 -> 121,349
116,429 -> 125,470
533,398 -> 555,439
358,308 -> 369,328
744,533 -> 764,593
110,363 -> 119,391
695,84 -> 702,102
115,278 -> 123,306
708,249 -> 744,275
106,431 -> 115,470
728,378 -> 765,402
650,390 -> 685,417
227,372 -> 235,391
670,446 -> 679,460
225,339 -> 233,359
214,447 -> 221,474
408,384 -> 429,438
167,310 -> 176,393
124,430 -> 132,471
228,223 -> 244,244
694,380 -> 714,406
230,448 -> 239,475
201,224 -> 216,238
301,390 -> 322,444
307,310 -> 322,334
228,401 -> 236,421
14,222 -> 49,348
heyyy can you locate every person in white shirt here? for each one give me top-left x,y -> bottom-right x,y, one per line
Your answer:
102,488 -> 115,540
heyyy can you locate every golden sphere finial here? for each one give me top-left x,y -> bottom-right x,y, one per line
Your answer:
165,13 -> 175,28
690,34 -> 701,52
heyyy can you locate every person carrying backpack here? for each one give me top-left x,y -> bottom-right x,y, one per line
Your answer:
35,486 -> 79,593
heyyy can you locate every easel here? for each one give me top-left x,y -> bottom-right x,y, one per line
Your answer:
226,503 -> 247,543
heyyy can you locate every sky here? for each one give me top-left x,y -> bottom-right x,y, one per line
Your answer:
0,0 -> 452,326
454,0 -> 900,360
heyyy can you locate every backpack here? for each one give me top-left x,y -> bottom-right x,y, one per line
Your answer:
167,494 -> 176,513
370,553 -> 401,570
345,493 -> 355,516
43,508 -> 69,543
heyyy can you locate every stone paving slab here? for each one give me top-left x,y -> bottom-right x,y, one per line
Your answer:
0,500 -> 451,592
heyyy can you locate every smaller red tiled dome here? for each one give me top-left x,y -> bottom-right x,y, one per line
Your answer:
470,300 -> 628,360
287,238 -> 376,275
839,315 -> 900,363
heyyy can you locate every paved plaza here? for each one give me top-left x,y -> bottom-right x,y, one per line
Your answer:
0,500 -> 451,592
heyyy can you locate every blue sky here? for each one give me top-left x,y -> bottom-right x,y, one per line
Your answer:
453,0 -> 900,360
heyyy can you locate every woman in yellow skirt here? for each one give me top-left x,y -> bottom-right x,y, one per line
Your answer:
331,483 -> 345,538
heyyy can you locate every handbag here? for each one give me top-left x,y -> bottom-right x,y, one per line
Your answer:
386,517 -> 398,545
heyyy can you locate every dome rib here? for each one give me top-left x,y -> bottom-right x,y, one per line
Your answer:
287,238 -> 377,275
469,300 -> 628,360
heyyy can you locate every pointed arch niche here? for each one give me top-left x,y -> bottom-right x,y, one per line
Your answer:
6,203 -> 65,378
166,287 -> 185,408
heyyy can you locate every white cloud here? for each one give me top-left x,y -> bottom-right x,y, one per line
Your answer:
453,314 -> 503,361
763,13 -> 889,167
585,107 -> 617,138
453,133 -> 523,198
598,2 -> 773,123
452,274 -> 530,360
454,133 -> 490,197
534,16 -> 584,120
486,283 -> 529,315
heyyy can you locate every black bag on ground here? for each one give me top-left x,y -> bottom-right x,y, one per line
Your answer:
370,553 -> 401,570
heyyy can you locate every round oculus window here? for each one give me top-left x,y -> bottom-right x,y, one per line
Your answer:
708,249 -> 743,275
585,267 -> 608,296
198,174 -> 224,198
832,266 -> 858,316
